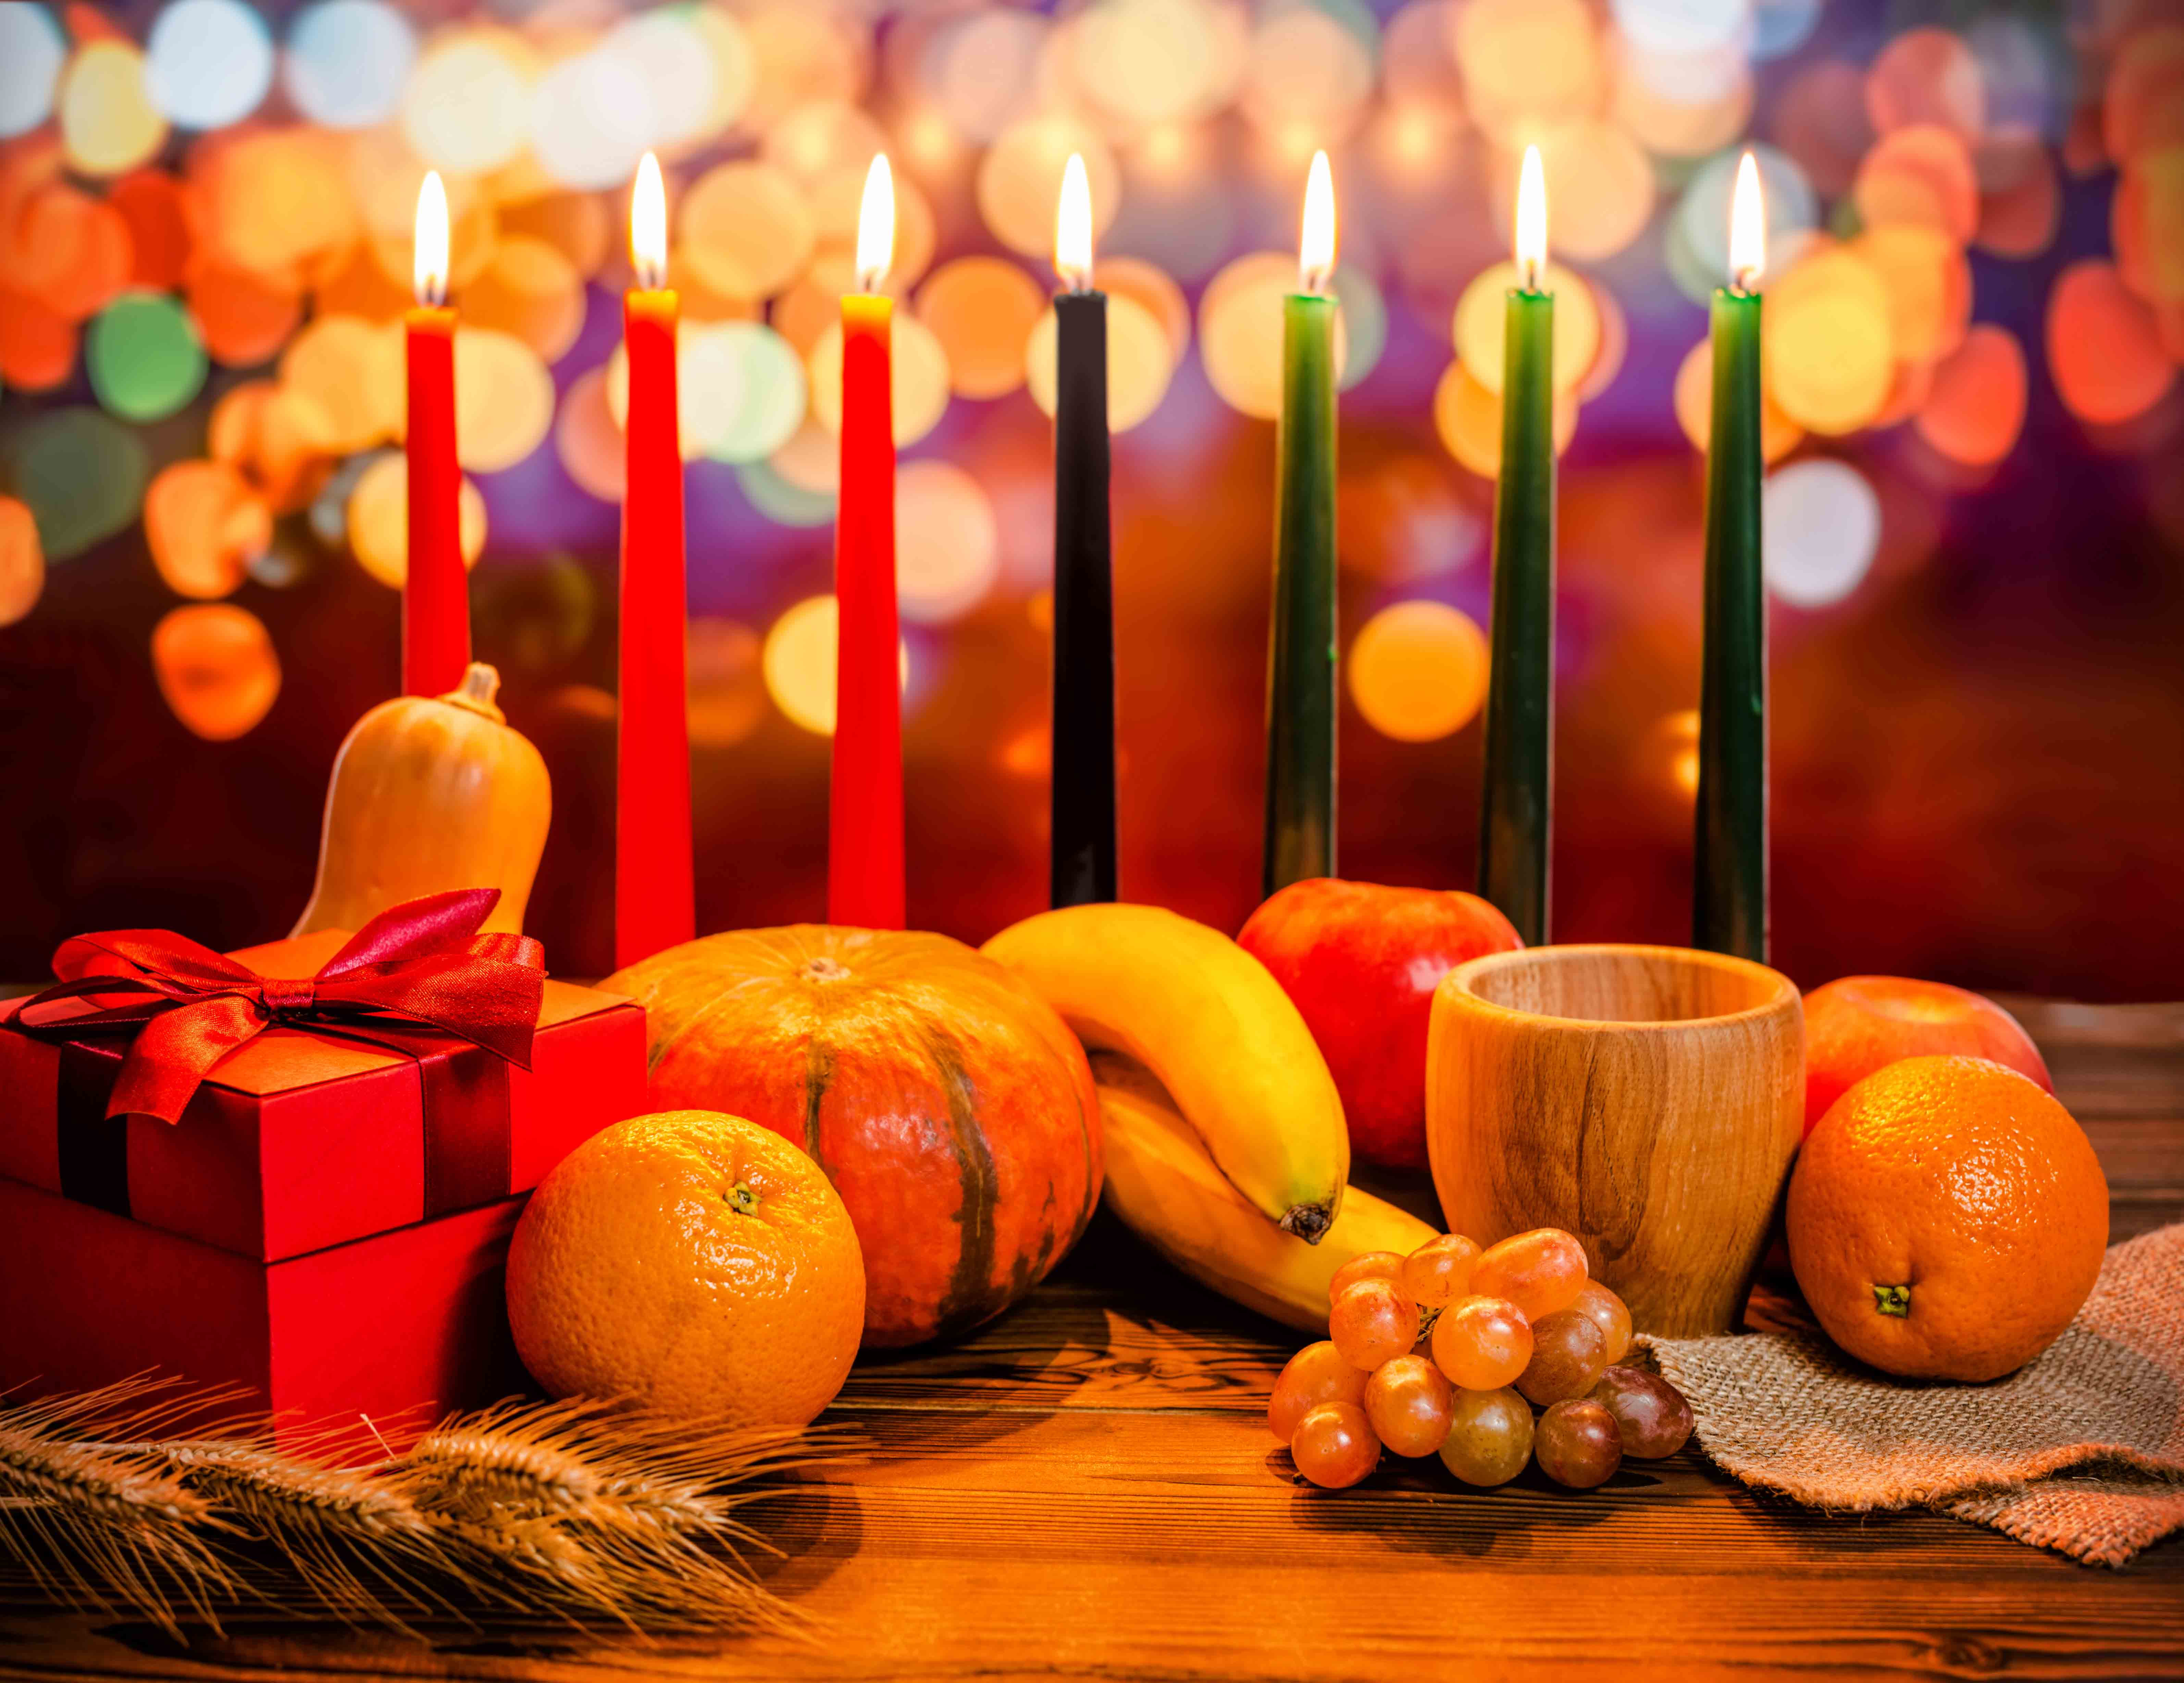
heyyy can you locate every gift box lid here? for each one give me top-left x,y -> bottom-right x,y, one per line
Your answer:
0,928 -> 649,1264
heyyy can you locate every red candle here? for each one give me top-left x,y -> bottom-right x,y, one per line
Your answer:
830,155 -> 904,930
403,170 -> 467,697
615,151 -> 694,969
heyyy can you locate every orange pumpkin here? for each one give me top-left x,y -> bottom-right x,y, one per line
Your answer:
605,926 -> 1103,1348
294,662 -> 550,937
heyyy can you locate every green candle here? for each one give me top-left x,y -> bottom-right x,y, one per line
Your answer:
1694,153 -> 1768,961
1263,151 -> 1338,898
1476,147 -> 1555,946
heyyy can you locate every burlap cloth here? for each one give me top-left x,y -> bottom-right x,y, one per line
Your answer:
1640,1223 -> 2184,1567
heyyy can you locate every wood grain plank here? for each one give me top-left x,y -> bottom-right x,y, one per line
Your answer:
0,1006 -> 2177,1683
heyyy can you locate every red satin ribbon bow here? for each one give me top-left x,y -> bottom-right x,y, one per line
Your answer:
16,889 -> 546,1123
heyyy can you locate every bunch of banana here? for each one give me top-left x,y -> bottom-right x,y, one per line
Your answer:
1092,1052 -> 1438,1334
982,904 -> 1438,1333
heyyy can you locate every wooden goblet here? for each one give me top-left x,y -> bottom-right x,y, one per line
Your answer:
1426,944 -> 1803,1336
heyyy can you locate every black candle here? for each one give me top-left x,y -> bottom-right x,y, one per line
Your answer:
1050,155 -> 1117,906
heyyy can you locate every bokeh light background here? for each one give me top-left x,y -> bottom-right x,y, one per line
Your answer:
1,0 -> 2180,995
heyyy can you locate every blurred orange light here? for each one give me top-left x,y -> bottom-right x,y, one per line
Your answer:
554,367 -> 626,502
917,256 -> 1047,399
1854,124 -> 1980,243
1852,223 -> 1970,364
1348,601 -> 1489,742
1763,245 -> 1896,434
0,496 -> 44,628
1916,324 -> 2027,467
1864,27 -> 1986,142
2046,258 -> 2176,426
151,603 -> 280,740
145,459 -> 270,599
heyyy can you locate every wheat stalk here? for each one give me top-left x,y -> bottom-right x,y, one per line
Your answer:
0,1378 -> 243,1638
0,1379 -> 836,1638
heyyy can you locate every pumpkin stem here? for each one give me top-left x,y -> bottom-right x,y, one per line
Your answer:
725,1182 -> 760,1216
801,957 -> 852,984
442,662 -> 507,724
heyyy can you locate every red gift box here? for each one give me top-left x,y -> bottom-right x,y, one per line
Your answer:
0,895 -> 650,1436
0,926 -> 646,1261
0,1178 -> 529,1447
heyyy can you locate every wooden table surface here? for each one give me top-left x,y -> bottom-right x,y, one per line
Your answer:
4,999 -> 2181,1682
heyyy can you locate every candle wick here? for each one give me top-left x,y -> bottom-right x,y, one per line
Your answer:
1733,266 -> 1760,295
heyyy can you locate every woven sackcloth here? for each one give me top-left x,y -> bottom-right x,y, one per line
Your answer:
1641,1223 -> 2184,1567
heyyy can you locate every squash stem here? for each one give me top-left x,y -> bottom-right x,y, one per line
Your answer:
445,661 -> 506,722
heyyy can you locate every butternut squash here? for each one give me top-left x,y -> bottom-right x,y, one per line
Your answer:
293,663 -> 550,937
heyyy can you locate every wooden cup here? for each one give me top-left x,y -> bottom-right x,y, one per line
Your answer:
1426,944 -> 1803,1336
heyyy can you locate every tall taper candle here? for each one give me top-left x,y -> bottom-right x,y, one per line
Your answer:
1263,150 -> 1339,898
1695,152 -> 1769,960
402,170 -> 467,698
615,152 -> 694,969
1050,154 -> 1117,906
831,155 -> 905,930
1477,145 -> 1555,945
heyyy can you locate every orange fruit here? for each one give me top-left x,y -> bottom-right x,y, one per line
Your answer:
1786,1056 -> 2107,1381
506,1110 -> 865,1425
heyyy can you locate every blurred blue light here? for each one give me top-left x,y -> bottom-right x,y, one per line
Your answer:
0,3 -> 69,138
284,0 -> 416,128
146,0 -> 274,129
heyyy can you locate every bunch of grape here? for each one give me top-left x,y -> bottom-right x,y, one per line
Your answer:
1269,1228 -> 1695,1491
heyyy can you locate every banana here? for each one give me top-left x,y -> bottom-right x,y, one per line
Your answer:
983,902 -> 1348,1240
1092,1053 -> 1436,1334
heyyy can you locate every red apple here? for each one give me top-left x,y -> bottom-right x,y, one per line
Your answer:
1801,975 -> 2053,1138
1239,879 -> 1522,1171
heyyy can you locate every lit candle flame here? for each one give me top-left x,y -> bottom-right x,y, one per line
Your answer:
1729,150 -> 1765,291
413,170 -> 448,307
631,151 -> 668,292
1299,150 -> 1335,295
856,154 -> 895,295
1514,144 -> 1547,292
1056,152 -> 1093,293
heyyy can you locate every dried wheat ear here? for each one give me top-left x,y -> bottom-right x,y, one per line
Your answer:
0,1375 -> 849,1641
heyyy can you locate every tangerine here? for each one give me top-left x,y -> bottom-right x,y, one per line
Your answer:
506,1110 -> 866,1425
1786,1056 -> 2107,1381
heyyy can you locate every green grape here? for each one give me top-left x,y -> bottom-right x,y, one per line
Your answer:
1429,1294 -> 1532,1390
1363,1354 -> 1456,1457
1290,1401 -> 1381,1489
1328,1250 -> 1406,1304
1268,1340 -> 1369,1440
1329,1278 -> 1420,1371
1400,1233 -> 1481,1308
1437,1386 -> 1534,1487
1471,1227 -> 1589,1320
